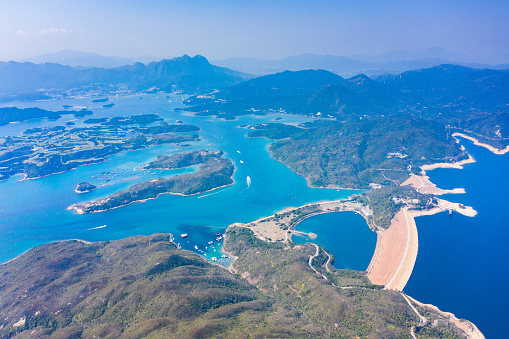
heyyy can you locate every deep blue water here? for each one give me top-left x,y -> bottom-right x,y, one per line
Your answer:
0,95 -> 360,265
292,212 -> 376,270
405,139 -> 509,338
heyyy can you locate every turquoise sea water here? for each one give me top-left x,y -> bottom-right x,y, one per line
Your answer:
405,139 -> 509,338
0,95 -> 359,265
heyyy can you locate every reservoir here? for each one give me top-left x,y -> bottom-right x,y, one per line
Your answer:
291,211 -> 376,271
405,139 -> 509,338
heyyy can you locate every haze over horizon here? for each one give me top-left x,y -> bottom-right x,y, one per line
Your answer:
1,0 -> 509,64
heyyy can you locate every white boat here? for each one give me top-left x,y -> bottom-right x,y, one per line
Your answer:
246,176 -> 251,187
180,233 -> 188,238
194,245 -> 198,250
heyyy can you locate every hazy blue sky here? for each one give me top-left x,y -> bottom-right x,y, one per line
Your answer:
1,0 -> 508,61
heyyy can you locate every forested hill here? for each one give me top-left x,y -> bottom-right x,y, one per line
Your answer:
0,233 -> 472,338
0,55 -> 248,101
186,65 -> 509,146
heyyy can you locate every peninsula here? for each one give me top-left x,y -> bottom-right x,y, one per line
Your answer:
68,151 -> 234,214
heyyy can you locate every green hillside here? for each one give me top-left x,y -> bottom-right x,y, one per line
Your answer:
0,233 -> 469,338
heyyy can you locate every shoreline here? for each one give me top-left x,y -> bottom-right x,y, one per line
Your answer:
223,200 -> 484,337
227,199 -> 369,243
68,180 -> 235,214
420,154 -> 475,172
452,132 -> 509,155
69,161 -> 237,214
1,238 -> 93,266
406,294 -> 485,339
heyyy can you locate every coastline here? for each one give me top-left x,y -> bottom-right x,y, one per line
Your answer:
223,200 -> 484,338
1,239 -> 92,265
452,132 -> 509,155
367,208 -> 417,291
420,154 -> 475,172
68,180 -> 235,214
227,199 -> 369,243
69,160 -> 236,214
406,295 -> 485,339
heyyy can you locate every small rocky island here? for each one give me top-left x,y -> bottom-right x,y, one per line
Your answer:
74,182 -> 97,193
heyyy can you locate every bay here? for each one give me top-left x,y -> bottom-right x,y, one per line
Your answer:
0,94 -> 360,265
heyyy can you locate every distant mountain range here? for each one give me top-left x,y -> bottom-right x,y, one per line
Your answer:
17,48 -> 509,76
22,49 -> 164,69
213,48 -> 509,76
0,55 -> 249,101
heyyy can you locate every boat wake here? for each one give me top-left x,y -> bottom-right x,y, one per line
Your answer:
239,176 -> 251,196
86,225 -> 107,231
197,187 -> 232,199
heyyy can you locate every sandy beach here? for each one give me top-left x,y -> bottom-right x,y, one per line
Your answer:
453,132 -> 509,155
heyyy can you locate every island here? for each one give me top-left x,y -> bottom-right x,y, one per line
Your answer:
141,149 -> 225,170
91,98 -> 109,103
83,117 -> 109,124
74,182 -> 97,193
83,114 -> 163,126
0,121 -> 200,181
68,151 -> 234,214
0,107 -> 92,126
